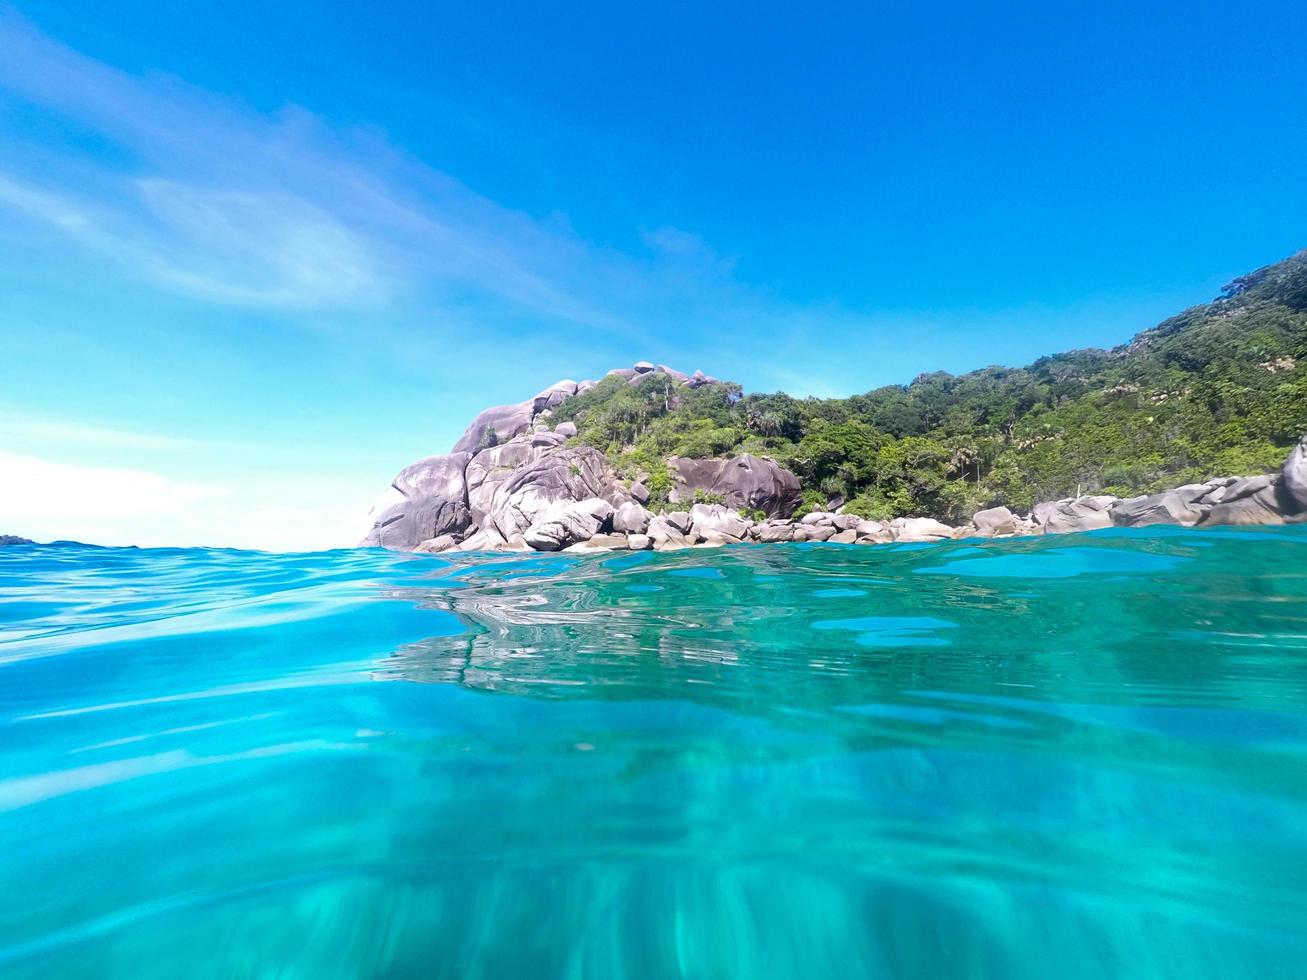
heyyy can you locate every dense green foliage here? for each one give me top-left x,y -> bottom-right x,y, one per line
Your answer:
551,251 -> 1307,521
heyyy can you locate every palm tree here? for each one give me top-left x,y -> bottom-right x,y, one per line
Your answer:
746,408 -> 784,437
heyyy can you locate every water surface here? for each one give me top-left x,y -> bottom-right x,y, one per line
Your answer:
2,527 -> 1306,978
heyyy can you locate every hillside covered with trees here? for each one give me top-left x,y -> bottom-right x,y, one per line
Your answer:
548,250 -> 1307,522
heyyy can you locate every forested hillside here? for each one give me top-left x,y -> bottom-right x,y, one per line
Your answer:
549,250 -> 1307,521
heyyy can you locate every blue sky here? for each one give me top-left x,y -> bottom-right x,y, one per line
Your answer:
1,1 -> 1304,549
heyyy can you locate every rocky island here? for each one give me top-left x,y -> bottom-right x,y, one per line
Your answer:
362,250 -> 1307,554
361,358 -> 1307,554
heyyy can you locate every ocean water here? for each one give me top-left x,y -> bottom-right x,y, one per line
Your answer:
2,527 -> 1306,979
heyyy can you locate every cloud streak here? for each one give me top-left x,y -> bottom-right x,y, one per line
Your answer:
0,9 -> 621,322
0,415 -> 198,451
0,7 -> 876,364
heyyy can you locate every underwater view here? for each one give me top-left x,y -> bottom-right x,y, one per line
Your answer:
2,527 -> 1306,978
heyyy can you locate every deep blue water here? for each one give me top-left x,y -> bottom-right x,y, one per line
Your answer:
2,527 -> 1307,978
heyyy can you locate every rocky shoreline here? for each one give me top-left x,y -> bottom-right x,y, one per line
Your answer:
361,363 -> 1307,555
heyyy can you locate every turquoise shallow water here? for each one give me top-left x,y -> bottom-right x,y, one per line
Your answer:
2,527 -> 1307,978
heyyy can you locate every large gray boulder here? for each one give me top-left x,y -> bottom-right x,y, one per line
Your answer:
465,440 -> 538,486
523,499 -> 614,551
531,430 -> 568,448
465,440 -> 541,527
1202,476 -> 1286,526
664,510 -> 693,533
1172,483 -> 1215,504
532,380 -> 578,413
1033,495 -> 1117,534
1199,474 -> 1271,505
613,501 -> 653,535
855,519 -> 893,543
752,521 -> 796,543
688,503 -> 751,542
414,534 -> 458,554
668,453 -> 802,518
1282,435 -> 1307,514
800,511 -> 837,526
452,402 -> 533,454
1111,492 -> 1205,527
455,525 -> 508,552
794,524 -> 836,542
891,517 -> 956,542
483,447 -> 630,540
360,453 -> 473,549
972,506 -> 1019,536
566,532 -> 630,552
647,515 -> 691,549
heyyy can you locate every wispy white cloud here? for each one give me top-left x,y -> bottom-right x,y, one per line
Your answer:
0,167 -> 390,309
134,179 -> 384,306
0,9 -> 619,321
0,172 -> 102,237
0,7 -> 867,350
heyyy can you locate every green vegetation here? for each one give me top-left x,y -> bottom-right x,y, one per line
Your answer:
474,423 -> 499,453
552,251 -> 1307,522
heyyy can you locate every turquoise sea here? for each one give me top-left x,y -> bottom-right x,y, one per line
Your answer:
2,527 -> 1306,978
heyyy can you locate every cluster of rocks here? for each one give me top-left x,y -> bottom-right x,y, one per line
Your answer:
1020,445 -> 1307,533
361,367 -> 1307,555
362,363 -> 794,554
415,505 -> 964,554
608,361 -> 722,388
